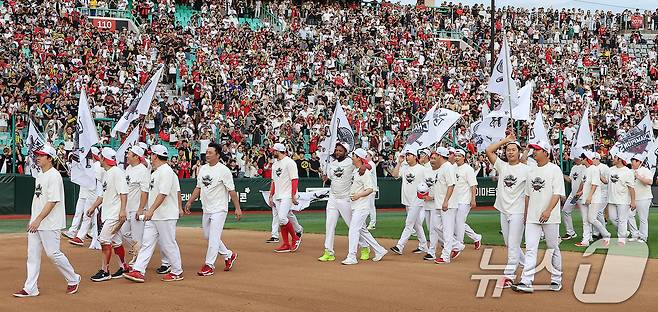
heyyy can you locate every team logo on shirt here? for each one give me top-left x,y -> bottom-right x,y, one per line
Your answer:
333,167 -> 344,178
126,175 -> 131,184
149,178 -> 154,190
531,177 -> 545,191
503,175 -> 517,188
202,175 -> 213,187
275,168 -> 283,177
102,181 -> 107,192
610,174 -> 619,183
455,173 -> 460,181
573,172 -> 579,181
424,176 -> 435,187
405,173 -> 415,183
35,184 -> 42,198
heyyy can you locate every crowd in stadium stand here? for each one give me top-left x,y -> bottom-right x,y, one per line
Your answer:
0,0 -> 657,184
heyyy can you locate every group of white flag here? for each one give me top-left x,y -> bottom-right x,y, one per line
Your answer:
25,66 -> 164,182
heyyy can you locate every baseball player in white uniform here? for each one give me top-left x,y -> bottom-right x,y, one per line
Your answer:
84,148 -> 131,281
123,145 -> 188,283
511,140 -> 564,293
486,134 -> 528,288
628,154 -> 654,243
68,147 -> 104,250
185,142 -> 242,276
318,142 -> 368,262
268,143 -> 302,253
366,150 -> 378,230
453,149 -> 483,253
341,148 -> 388,265
606,153 -> 636,245
429,147 -> 458,264
121,146 -> 149,263
561,158 -> 584,240
592,153 -> 610,238
574,151 -> 611,246
390,148 -> 428,255
13,145 -> 81,297
418,152 -> 442,261
63,147 -> 100,240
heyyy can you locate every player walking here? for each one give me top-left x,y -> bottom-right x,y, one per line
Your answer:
628,154 -> 654,243
185,143 -> 241,276
85,148 -> 131,281
561,157 -> 584,240
606,153 -> 635,245
121,146 -> 149,263
269,143 -> 302,253
366,150 -> 378,230
591,153 -> 610,239
453,149 -> 483,253
123,145 -> 188,282
390,148 -> 428,255
13,145 -> 81,297
574,151 -> 611,246
511,141 -> 564,293
485,134 -> 528,288
68,147 -> 104,249
63,146 -> 100,240
426,147 -> 457,264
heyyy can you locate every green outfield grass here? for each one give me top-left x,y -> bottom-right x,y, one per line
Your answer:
3,209 -> 657,258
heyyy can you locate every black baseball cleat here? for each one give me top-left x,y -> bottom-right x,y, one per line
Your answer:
90,270 -> 111,282
423,254 -> 436,261
155,265 -> 171,274
560,233 -> 577,240
390,246 -> 402,255
111,267 -> 126,279
411,248 -> 424,254
265,237 -> 280,243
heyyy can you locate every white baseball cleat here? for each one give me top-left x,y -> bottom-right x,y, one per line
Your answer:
372,250 -> 388,262
341,258 -> 358,265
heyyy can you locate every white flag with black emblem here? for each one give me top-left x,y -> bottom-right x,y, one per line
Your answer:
71,89 -> 100,188
470,120 -> 501,153
404,105 -> 461,152
116,126 -> 140,167
111,65 -> 163,137
323,103 -> 355,169
575,105 -> 594,149
528,111 -> 550,145
609,114 -> 655,164
486,35 -> 519,109
26,120 -> 47,177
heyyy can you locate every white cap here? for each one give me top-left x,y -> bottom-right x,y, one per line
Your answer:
101,147 -> 118,166
272,143 -> 286,152
434,146 -> 449,158
454,149 -> 466,156
130,145 -> 145,157
417,148 -> 430,157
150,144 -> 169,157
528,140 -> 551,153
581,151 -> 595,160
35,145 -> 57,158
593,152 -> 601,160
90,146 -> 100,156
448,147 -> 456,154
352,148 -> 368,159
402,147 -> 416,155
137,142 -> 148,150
416,182 -> 429,194
336,141 -> 350,152
631,154 -> 646,162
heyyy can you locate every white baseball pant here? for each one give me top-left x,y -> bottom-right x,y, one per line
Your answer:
586,203 -> 611,239
607,204 -> 630,243
98,219 -> 123,247
367,193 -> 376,227
417,207 -> 425,231
133,220 -> 183,276
561,195 -> 579,236
578,202 -> 592,244
75,208 -> 101,249
395,205 -> 428,252
66,197 -> 93,235
346,208 -> 386,261
203,211 -> 233,268
520,223 -> 562,286
500,212 -> 525,280
324,197 -> 365,254
454,203 -> 482,251
439,208 -> 458,262
424,210 -> 443,257
592,199 -> 608,236
23,231 -> 81,295
270,203 -> 302,238
120,210 -> 144,250
628,199 -> 651,241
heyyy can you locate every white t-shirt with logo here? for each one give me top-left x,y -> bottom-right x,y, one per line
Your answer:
493,160 -> 529,215
421,166 -> 439,210
399,163 -> 425,207
125,163 -> 150,212
455,163 -> 478,205
93,161 -> 106,197
197,162 -> 235,213
100,166 -> 129,221
597,163 -> 610,198
272,156 -> 299,200
149,163 -> 180,220
581,165 -> 603,204
327,157 -> 354,199
31,167 -> 66,230
350,169 -> 374,210
433,162 -> 457,210
607,166 -> 634,204
568,164 -> 585,196
634,167 -> 654,200
525,162 -> 565,224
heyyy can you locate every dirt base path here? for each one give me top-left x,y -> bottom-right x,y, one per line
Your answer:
1,228 -> 656,311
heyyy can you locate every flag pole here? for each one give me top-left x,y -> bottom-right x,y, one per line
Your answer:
504,33 -> 515,136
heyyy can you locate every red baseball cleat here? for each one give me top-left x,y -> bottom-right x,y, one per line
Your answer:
274,244 -> 291,253
66,284 -> 79,295
224,252 -> 238,271
474,240 -> 481,250
162,273 -> 184,282
13,289 -> 38,298
123,270 -> 145,283
68,237 -> 84,246
197,264 -> 214,276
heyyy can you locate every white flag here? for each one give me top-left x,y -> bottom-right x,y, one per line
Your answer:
486,35 -> 519,108
26,120 -> 48,177
404,105 -> 461,151
470,120 -> 502,153
324,104 -> 355,169
476,115 -> 508,139
528,111 -> 550,145
512,82 -> 532,121
111,66 -> 163,137
646,138 -> 657,176
116,126 -> 140,167
70,89 -> 100,188
575,106 -> 594,148
261,190 -> 330,211
609,114 -> 654,163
